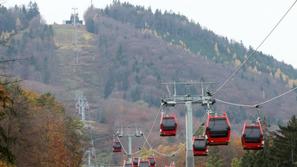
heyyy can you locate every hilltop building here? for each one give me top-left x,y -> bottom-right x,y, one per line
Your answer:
64,13 -> 83,25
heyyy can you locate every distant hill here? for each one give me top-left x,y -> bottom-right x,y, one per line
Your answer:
81,4 -> 297,121
97,1 -> 297,87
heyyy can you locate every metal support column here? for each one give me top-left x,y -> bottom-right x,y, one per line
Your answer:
76,94 -> 89,122
127,136 -> 132,162
185,101 -> 194,167
88,150 -> 91,167
81,103 -> 85,121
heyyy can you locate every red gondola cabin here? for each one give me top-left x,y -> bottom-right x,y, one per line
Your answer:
160,113 -> 177,136
241,120 -> 264,150
147,157 -> 156,167
193,136 -> 208,156
112,141 -> 122,152
205,112 -> 231,145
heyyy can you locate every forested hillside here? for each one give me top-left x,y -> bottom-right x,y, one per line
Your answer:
0,3 -> 86,166
0,1 -> 296,166
96,1 -> 297,87
0,2 -> 39,43
82,4 -> 297,122
0,2 -> 57,84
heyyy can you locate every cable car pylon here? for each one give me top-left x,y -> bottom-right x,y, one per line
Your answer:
161,81 -> 216,167
75,91 -> 89,122
114,126 -> 143,164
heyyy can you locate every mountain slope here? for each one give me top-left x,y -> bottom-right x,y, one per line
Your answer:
97,1 -> 297,87
82,8 -> 297,122
4,6 -> 293,129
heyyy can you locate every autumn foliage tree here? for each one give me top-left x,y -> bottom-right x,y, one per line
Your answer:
0,82 -> 86,166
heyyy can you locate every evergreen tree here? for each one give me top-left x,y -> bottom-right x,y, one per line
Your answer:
26,1 -> 39,20
85,18 -> 95,33
240,149 -> 272,167
241,115 -> 297,167
270,115 -> 297,166
206,147 -> 223,167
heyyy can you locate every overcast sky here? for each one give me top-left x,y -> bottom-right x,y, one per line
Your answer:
4,0 -> 297,68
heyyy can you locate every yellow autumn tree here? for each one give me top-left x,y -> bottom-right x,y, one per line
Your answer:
0,83 -> 86,166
